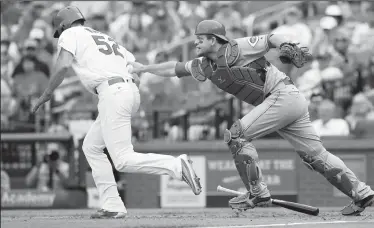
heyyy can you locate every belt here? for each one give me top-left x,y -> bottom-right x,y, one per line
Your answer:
95,77 -> 134,94
264,77 -> 294,99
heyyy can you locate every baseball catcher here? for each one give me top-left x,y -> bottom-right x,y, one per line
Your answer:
129,20 -> 374,216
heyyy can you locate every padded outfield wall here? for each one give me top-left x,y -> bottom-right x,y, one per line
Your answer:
124,138 -> 374,208
1,134 -> 373,209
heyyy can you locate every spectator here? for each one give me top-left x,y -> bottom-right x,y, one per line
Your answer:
13,39 -> 50,77
12,43 -> 49,87
178,1 -> 207,36
272,7 -> 312,47
48,113 -> 69,134
169,125 -> 183,141
1,78 -> 18,129
312,99 -> 350,137
345,93 -> 374,130
25,151 -> 69,191
350,7 -> 374,70
11,53 -> 49,128
213,2 -> 242,31
351,12 -> 374,48
227,26 -> 246,39
110,2 -> 152,52
1,29 -> 16,88
188,124 -> 204,141
122,12 -> 150,52
164,1 -> 185,43
47,113 -> 70,158
364,55 -> 374,103
311,16 -> 338,57
145,2 -> 180,50
308,93 -> 325,122
325,4 -> 345,27
344,1 -> 366,24
296,60 -> 323,102
140,51 -> 183,110
28,27 -> 54,67
329,29 -> 354,69
214,107 -> 229,139
317,28 -> 363,114
1,166 -> 11,192
131,110 -> 149,143
86,13 -> 110,34
70,1 -> 110,22
307,28 -> 357,111
270,7 -> 312,81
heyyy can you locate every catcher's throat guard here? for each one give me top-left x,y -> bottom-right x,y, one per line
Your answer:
190,40 -> 266,106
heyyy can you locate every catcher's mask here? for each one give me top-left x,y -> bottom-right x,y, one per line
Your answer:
52,6 -> 85,38
195,20 -> 228,42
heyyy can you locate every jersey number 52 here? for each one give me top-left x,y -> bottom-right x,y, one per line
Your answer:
91,35 -> 124,58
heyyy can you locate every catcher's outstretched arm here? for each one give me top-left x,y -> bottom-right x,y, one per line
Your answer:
129,61 -> 179,78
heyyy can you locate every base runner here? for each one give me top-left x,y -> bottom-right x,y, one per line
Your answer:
32,6 -> 202,219
129,20 -> 374,216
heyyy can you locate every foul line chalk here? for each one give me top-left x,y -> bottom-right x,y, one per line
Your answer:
197,220 -> 374,228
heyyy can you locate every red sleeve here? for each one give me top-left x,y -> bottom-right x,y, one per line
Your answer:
234,34 -> 271,62
175,61 -> 192,78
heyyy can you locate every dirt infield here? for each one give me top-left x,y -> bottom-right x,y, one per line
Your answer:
1,207 -> 373,228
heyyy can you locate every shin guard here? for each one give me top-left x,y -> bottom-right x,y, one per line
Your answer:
297,150 -> 368,200
224,120 -> 262,192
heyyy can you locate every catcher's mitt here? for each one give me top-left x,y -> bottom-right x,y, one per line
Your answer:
279,43 -> 312,68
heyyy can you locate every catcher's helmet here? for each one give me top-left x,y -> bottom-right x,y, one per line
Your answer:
52,6 -> 85,38
195,20 -> 228,42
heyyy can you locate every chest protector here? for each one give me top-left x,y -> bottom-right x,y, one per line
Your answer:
191,40 -> 269,106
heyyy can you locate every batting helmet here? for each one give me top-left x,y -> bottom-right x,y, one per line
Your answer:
194,20 -> 228,42
52,6 -> 85,38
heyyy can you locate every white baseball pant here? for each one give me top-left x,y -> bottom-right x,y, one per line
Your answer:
82,79 -> 183,213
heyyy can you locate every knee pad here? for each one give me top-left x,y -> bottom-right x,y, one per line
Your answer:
224,120 -> 244,143
224,120 -> 250,156
297,150 -> 355,198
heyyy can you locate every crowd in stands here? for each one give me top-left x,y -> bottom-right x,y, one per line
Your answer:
1,1 -> 374,142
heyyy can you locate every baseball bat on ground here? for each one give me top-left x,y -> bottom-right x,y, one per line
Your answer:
217,185 -> 319,216
217,185 -> 243,195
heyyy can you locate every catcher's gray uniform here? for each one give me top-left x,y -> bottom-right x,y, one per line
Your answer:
175,34 -> 373,211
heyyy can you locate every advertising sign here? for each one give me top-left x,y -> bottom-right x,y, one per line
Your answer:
160,156 -> 206,208
205,152 -> 297,195
1,190 -> 56,208
1,189 -> 86,209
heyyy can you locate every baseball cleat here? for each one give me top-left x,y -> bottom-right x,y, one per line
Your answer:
179,154 -> 202,195
90,209 -> 126,219
229,191 -> 271,211
341,193 -> 374,216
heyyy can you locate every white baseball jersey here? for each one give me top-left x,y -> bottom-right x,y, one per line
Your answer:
57,26 -> 135,94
